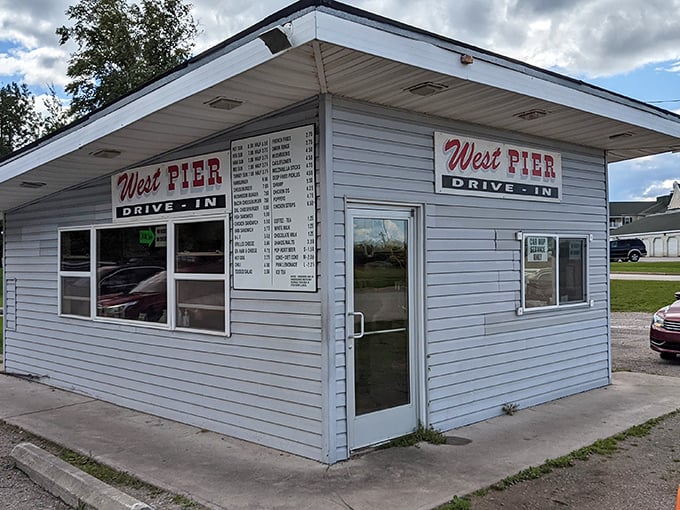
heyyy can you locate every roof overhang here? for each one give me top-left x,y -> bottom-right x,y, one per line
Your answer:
2,0 -> 680,212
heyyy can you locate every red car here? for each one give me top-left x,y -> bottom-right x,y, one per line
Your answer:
97,271 -> 167,323
650,294 -> 680,360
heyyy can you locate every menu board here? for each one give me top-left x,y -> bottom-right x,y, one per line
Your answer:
231,125 -> 316,291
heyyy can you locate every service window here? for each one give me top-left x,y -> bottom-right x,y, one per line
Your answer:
59,230 -> 91,317
522,234 -> 588,311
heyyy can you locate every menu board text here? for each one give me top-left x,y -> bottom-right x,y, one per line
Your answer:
231,125 -> 316,291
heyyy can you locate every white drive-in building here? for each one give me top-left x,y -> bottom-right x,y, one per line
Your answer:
2,0 -> 680,464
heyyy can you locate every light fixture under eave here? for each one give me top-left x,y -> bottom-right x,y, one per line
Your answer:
405,82 -> 449,97
259,24 -> 293,54
20,181 -> 47,189
515,109 -> 549,121
204,96 -> 244,111
460,54 -> 474,65
90,149 -> 122,159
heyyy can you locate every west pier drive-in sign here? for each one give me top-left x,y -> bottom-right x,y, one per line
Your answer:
434,132 -> 562,202
111,151 -> 231,221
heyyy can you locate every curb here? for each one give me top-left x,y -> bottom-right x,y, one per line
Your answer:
11,442 -> 153,510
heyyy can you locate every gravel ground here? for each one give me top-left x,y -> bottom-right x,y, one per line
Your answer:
1,312 -> 678,509
611,312 -> 680,376
0,426 -> 70,510
468,312 -> 680,510
0,420 -> 206,510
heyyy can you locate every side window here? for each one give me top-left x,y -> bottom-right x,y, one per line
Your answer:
59,219 -> 230,335
558,238 -> 587,304
524,236 -> 556,308
174,220 -> 227,333
522,234 -> 588,311
59,230 -> 91,317
96,225 -> 167,323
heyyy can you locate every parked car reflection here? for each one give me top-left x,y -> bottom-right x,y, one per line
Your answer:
97,270 -> 167,323
98,265 -> 165,295
524,267 -> 556,307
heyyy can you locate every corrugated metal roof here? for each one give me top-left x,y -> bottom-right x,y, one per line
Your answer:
2,0 -> 680,212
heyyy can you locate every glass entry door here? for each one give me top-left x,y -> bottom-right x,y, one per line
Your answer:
346,206 -> 418,450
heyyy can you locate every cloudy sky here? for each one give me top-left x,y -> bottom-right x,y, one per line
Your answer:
2,0 -> 680,201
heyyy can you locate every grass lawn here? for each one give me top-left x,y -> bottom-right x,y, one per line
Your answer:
610,261 -> 680,274
610,280 -> 680,313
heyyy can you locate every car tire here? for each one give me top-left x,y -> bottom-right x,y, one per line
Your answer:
628,251 -> 640,262
660,352 -> 677,361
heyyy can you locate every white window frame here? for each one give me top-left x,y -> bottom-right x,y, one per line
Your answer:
92,221 -> 170,329
519,232 -> 590,314
57,227 -> 94,318
171,216 -> 230,336
57,214 -> 230,336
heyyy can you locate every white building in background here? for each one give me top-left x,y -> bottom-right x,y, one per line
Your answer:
611,182 -> 680,257
2,1 -> 680,464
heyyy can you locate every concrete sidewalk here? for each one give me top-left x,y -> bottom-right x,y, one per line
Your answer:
610,272 -> 680,280
1,372 -> 679,510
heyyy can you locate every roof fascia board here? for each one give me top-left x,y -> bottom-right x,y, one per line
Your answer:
0,11 -> 319,184
314,10 -> 680,139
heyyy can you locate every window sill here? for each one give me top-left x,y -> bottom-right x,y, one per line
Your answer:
517,301 -> 591,315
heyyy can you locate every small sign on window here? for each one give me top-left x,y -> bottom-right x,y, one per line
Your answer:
528,236 -> 548,262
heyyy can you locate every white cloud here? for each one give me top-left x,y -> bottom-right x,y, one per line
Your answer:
0,0 -> 68,49
2,0 -> 680,202
33,90 -> 69,116
609,153 -> 680,201
638,179 -> 679,200
365,0 -> 680,77
0,46 -> 70,87
5,0 -> 680,88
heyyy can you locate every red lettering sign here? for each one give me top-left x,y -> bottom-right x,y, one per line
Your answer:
166,158 -> 222,191
435,131 -> 562,203
443,138 -> 501,172
111,149 -> 230,222
116,168 -> 161,202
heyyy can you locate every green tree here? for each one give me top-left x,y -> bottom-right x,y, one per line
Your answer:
41,85 -> 73,134
57,0 -> 198,117
0,83 -> 41,157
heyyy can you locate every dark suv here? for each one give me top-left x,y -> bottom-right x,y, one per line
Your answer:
610,238 -> 647,262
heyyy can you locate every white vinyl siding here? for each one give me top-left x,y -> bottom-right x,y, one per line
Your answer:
3,104 -> 327,461
330,98 -> 609,459
2,94 -> 612,463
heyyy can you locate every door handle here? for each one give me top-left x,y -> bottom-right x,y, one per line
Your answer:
348,311 -> 365,339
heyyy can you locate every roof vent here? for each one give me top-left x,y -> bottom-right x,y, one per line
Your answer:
204,96 -> 244,110
515,109 -> 548,121
20,181 -> 47,189
90,149 -> 122,159
405,82 -> 449,97
609,131 -> 634,140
